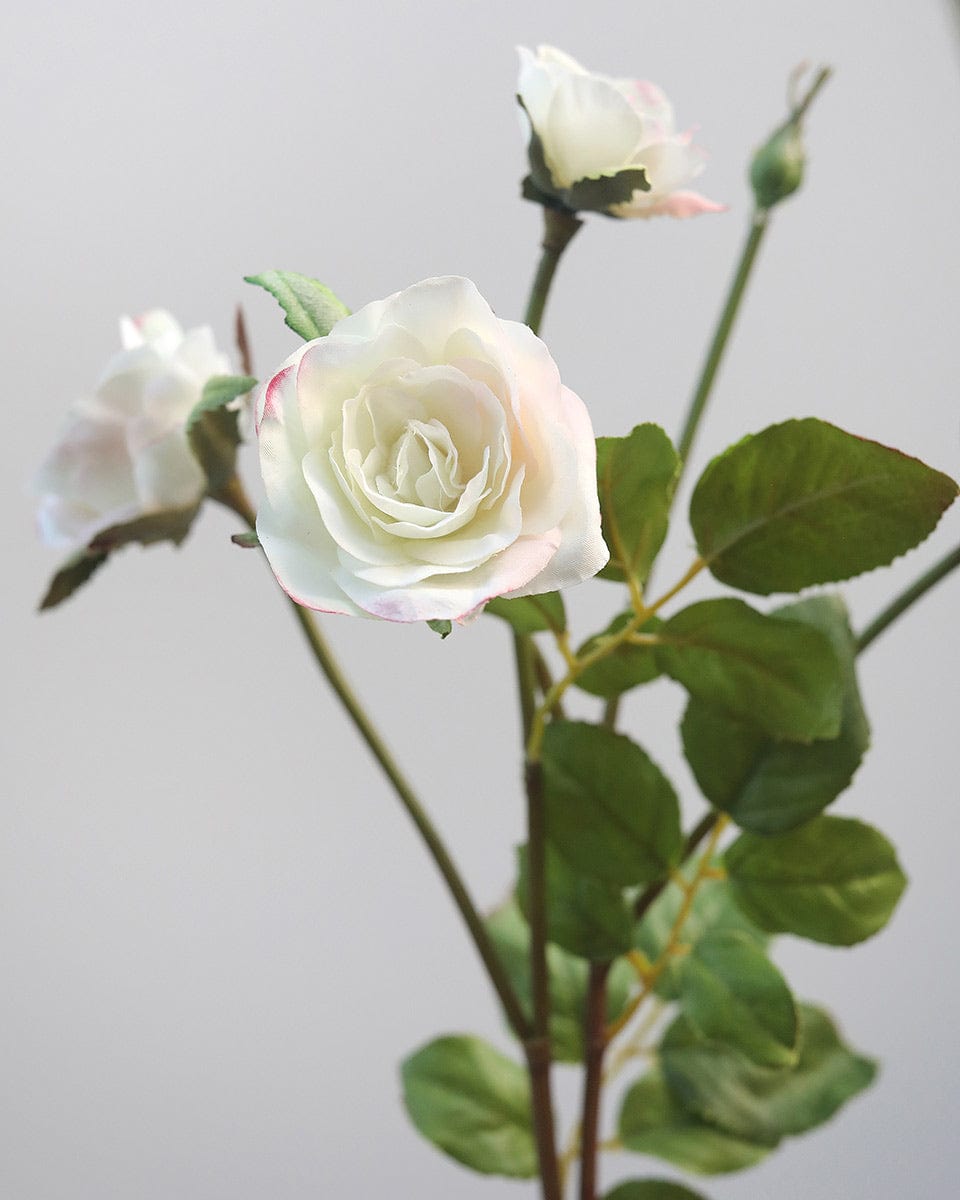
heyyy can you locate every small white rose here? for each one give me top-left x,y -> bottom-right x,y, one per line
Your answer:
34,310 -> 231,551
254,276 -> 609,623
518,44 -> 724,219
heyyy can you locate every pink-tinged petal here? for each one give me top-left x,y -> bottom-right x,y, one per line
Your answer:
36,307 -> 233,554
120,309 -> 183,356
337,532 -> 560,624
257,361 -> 299,433
505,384 -> 608,596
654,190 -> 728,218
618,189 -> 727,219
256,496 -> 362,616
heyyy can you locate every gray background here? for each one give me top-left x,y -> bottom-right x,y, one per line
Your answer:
3,1 -> 959,1196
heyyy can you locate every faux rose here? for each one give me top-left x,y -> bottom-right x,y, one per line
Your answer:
255,276 -> 608,623
517,44 -> 723,219
35,310 -> 231,551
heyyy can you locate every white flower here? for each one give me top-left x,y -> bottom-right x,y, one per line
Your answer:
518,45 -> 724,218
35,311 -> 231,551
255,276 -> 608,623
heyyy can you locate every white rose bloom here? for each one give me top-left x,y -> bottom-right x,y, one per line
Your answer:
255,276 -> 609,623
518,45 -> 724,219
35,310 -> 231,551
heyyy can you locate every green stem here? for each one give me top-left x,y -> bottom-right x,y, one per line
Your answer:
676,208 -> 770,470
857,542 -> 960,655
524,207 -> 583,336
218,482 -> 530,1042
514,632 -> 539,747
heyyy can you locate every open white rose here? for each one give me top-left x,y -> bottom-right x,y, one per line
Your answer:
255,276 -> 608,623
35,310 -> 231,551
518,45 -> 723,219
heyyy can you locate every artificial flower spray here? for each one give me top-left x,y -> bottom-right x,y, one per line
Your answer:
35,44 -> 958,1200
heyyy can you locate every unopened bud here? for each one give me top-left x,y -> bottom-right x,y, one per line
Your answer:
750,123 -> 806,210
749,65 -> 831,212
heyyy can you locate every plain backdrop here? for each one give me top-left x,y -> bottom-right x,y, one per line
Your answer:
3,2 -> 959,1197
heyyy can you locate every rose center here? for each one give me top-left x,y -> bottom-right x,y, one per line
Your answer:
379,418 -> 463,512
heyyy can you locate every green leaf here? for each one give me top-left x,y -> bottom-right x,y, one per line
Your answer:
38,548 -> 109,611
682,595 -> 870,834
725,815 -> 907,945
485,899 -> 632,1063
87,505 -> 199,554
618,1070 -> 772,1174
516,844 -> 635,961
542,722 -> 682,887
604,1181 -> 710,1200
185,374 -> 257,435
427,619 -> 452,639
656,598 -> 844,742
597,425 -> 679,586
679,931 -> 798,1068
660,1006 -> 876,1145
484,592 -> 566,635
635,869 -> 768,1002
575,613 -> 663,698
400,1035 -> 536,1177
244,270 -> 350,341
690,418 -> 959,594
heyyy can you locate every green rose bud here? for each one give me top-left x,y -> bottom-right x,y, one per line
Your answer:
749,65 -> 831,212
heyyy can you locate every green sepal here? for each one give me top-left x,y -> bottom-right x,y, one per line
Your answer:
244,270 -> 350,341
485,591 -> 566,635
426,619 -> 452,639
690,418 -> 958,595
485,898 -> 632,1062
516,844 -> 635,961
678,931 -> 799,1068
542,722 -> 682,887
597,424 -> 679,586
635,867 -> 768,1002
655,597 -> 844,742
659,1006 -> 876,1145
39,503 -> 201,611
185,375 -> 257,436
517,95 -> 650,214
400,1035 -> 536,1177
230,530 -> 260,549
604,1182 -> 710,1200
87,505 -> 199,554
186,374 -> 255,494
564,165 -> 651,213
575,613 -> 662,698
682,595 -> 869,834
618,1069 -> 772,1175
38,548 -> 110,611
725,815 -> 907,945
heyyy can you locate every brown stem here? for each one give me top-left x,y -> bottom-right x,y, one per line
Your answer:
578,962 -> 611,1200
525,1036 -> 563,1200
524,758 -> 562,1200
235,305 -> 254,376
